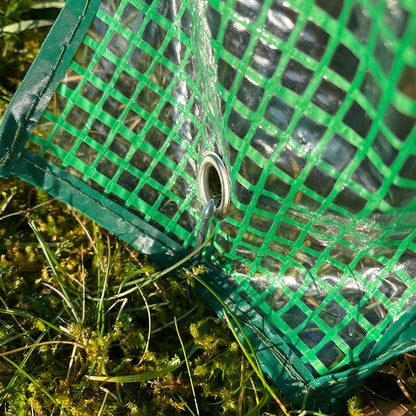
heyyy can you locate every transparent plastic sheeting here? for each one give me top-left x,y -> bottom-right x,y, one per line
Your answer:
1,0 -> 416,412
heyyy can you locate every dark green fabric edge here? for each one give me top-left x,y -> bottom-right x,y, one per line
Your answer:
201,266 -> 416,413
0,0 -> 101,178
369,308 -> 416,360
309,308 -> 416,412
14,151 -> 185,256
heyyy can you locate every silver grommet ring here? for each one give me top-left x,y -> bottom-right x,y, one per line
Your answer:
198,152 -> 231,219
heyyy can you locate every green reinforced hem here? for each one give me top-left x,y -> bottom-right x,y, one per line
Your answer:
201,266 -> 416,413
14,150 -> 185,256
0,0 -> 100,178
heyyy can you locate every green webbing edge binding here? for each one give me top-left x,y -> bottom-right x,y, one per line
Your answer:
13,151 -> 185,257
309,309 -> 416,412
0,0 -> 100,178
205,272 -> 416,413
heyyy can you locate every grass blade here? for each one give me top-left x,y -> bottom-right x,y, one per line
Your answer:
31,1 -> 65,8
97,391 -> 108,416
0,331 -> 48,408
29,221 -> 77,290
177,394 -> 197,416
175,317 -> 199,416
86,356 -> 182,382
243,392 -> 270,416
3,356 -> 68,416
2,19 -> 55,33
0,307 -> 72,338
0,341 -> 85,357
0,191 -> 14,215
97,238 -> 123,336
105,230 -> 215,302
29,221 -> 81,322
193,275 -> 290,416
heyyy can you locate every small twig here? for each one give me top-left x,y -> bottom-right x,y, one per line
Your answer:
25,187 -> 33,220
114,298 -> 128,324
136,284 -> 151,366
81,246 -> 86,324
0,199 -> 54,222
68,207 -> 105,273
66,343 -> 78,382
151,304 -> 198,334
99,386 -> 120,402
42,282 -> 80,324
0,340 -> 86,357
123,243 -> 143,268
152,279 -> 169,306
361,383 -> 395,401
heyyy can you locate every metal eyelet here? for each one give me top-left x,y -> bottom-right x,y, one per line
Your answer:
198,152 -> 231,219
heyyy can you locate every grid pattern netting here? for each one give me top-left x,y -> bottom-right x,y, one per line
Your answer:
26,0 -> 416,376
27,0 -> 213,248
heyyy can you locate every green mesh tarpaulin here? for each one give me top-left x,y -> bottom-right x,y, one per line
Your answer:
1,0 -> 416,412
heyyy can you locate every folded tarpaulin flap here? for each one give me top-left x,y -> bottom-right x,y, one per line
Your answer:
1,0 -> 416,412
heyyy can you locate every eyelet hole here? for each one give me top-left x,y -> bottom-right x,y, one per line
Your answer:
207,165 -> 222,207
198,152 -> 231,219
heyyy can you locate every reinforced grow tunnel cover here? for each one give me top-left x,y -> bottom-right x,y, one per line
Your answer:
1,0 -> 416,411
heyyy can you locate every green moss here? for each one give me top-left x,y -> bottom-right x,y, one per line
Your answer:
0,176 -> 290,415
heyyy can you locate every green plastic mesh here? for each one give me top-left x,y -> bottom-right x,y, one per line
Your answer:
28,0 -> 206,247
1,0 -> 416,411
